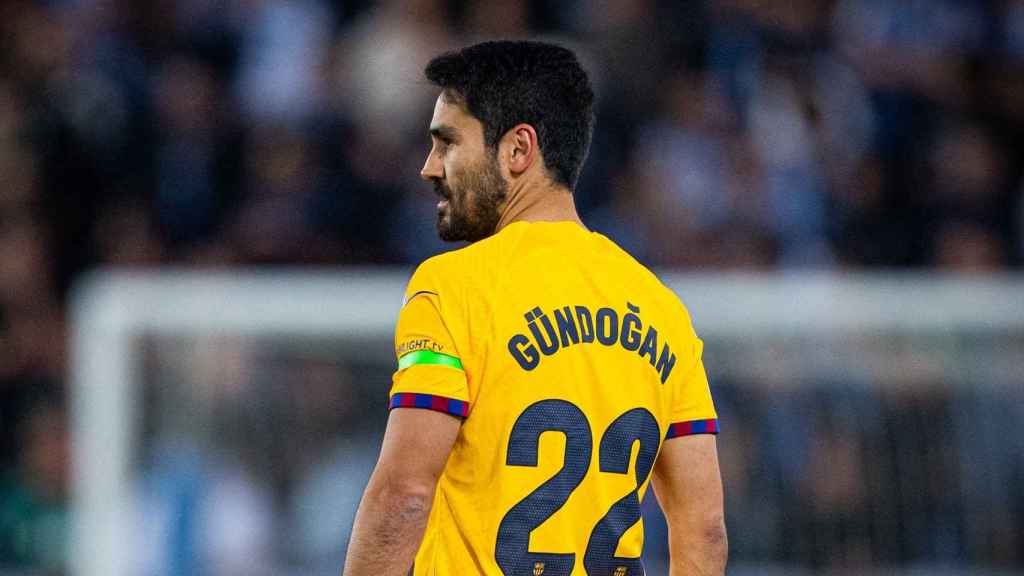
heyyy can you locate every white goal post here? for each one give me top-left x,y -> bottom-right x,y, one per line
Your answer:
69,270 -> 1024,576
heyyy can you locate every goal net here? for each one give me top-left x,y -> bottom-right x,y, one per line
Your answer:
70,271 -> 1024,576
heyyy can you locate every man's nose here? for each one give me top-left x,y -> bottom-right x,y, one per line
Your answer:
421,153 -> 443,181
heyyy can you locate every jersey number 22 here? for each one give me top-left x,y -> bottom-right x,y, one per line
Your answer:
495,399 -> 660,576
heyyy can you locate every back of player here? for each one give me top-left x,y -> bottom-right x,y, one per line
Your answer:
343,39 -> 725,576
390,220 -> 718,575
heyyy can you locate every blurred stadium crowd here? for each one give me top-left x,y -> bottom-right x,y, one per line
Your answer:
2,0 -> 1024,574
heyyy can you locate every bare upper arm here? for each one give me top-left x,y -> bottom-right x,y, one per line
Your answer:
651,434 -> 724,527
369,408 -> 462,495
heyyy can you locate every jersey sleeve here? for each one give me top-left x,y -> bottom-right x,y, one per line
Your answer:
388,262 -> 470,419
664,336 -> 719,439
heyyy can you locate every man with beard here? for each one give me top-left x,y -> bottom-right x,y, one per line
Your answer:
343,41 -> 726,576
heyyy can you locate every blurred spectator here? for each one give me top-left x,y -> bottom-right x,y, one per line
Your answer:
922,121 -> 1014,270
228,124 -> 324,262
933,221 -> 1008,272
0,387 -> 70,573
235,0 -> 334,125
152,49 -> 242,254
333,0 -> 453,144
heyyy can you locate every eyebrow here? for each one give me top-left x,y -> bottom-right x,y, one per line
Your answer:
429,124 -> 458,142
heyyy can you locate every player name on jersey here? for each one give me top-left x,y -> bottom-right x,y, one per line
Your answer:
506,302 -> 677,383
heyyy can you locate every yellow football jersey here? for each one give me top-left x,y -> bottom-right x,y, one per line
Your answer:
389,221 -> 718,576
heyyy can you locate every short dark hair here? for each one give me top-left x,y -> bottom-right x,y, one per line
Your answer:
424,40 -> 596,190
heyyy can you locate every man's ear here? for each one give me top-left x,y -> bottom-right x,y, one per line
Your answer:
501,123 -> 539,177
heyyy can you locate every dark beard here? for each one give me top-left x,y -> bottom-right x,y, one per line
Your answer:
437,155 -> 508,242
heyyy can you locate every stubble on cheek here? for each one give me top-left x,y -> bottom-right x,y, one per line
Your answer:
435,154 -> 507,243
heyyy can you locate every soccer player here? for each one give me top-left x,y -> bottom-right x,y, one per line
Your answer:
343,41 -> 726,576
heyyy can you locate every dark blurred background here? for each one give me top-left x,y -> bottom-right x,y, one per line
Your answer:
2,0 -> 1023,575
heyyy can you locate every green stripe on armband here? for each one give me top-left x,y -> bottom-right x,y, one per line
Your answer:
397,350 -> 464,371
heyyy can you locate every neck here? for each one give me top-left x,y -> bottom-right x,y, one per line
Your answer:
495,176 -> 586,232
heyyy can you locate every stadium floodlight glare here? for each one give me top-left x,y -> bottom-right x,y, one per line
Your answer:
70,270 -> 1024,576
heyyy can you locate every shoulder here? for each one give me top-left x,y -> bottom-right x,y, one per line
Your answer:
404,253 -> 457,306
598,235 -> 697,327
409,232 -> 511,288
598,234 -> 686,301
409,250 -> 460,284
409,244 -> 478,283
404,239 -> 498,305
